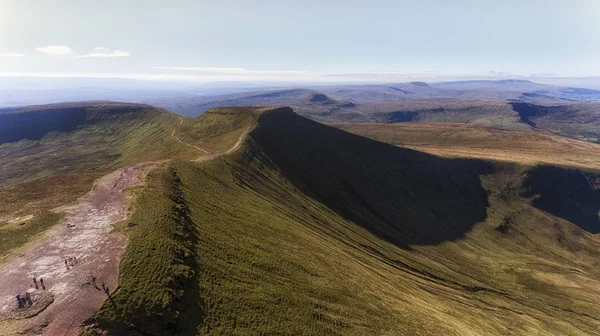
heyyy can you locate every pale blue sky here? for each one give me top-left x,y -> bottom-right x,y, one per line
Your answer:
1,0 -> 599,82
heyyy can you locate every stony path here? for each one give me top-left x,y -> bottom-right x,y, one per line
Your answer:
171,117 -> 210,154
194,119 -> 254,162
0,163 -> 156,336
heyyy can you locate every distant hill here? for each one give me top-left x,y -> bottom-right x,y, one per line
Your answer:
144,88 -> 367,121
432,79 -> 546,90
140,80 -> 600,143
336,122 -> 600,171
0,102 -> 193,186
510,102 -> 600,141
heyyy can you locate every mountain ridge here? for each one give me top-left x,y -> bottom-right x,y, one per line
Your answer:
81,106 -> 600,335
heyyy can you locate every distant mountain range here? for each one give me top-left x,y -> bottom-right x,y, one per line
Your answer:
2,79 -> 600,143
131,80 -> 600,143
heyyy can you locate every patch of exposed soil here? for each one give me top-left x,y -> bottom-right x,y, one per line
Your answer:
0,163 -> 155,336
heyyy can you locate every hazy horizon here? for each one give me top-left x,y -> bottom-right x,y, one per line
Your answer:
2,0 -> 600,83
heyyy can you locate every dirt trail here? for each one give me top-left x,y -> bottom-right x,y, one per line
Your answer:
172,115 -> 256,162
0,163 -> 156,336
172,117 -> 210,154
226,120 -> 254,154
194,120 -> 254,162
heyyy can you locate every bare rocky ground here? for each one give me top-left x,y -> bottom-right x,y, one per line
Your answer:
0,163 -> 156,336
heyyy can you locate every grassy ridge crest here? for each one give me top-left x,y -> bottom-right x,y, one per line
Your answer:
85,165 -> 202,335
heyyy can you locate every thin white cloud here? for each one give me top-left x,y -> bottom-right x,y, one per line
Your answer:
33,45 -> 130,58
530,73 -> 556,77
0,70 -> 324,82
35,45 -> 75,56
78,47 -> 130,58
1,52 -> 25,57
155,66 -> 310,76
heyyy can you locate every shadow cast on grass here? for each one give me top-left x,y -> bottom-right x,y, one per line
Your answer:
250,109 -> 493,249
522,165 -> 600,234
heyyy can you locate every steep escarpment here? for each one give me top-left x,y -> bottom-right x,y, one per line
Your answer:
0,103 -> 190,186
511,102 -> 600,141
251,108 -> 493,247
0,103 -> 158,144
522,165 -> 600,233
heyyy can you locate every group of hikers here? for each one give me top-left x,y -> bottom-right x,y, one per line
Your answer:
15,277 -> 45,309
33,277 -> 45,290
15,292 -> 33,309
14,256 -> 69,309
89,275 -> 110,296
64,256 -> 78,270
14,255 -> 112,310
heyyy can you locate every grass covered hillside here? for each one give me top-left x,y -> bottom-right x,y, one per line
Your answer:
510,102 -> 600,142
335,122 -> 600,170
0,103 -> 253,260
87,107 -> 600,335
175,107 -> 261,153
139,80 -> 600,144
0,103 -> 192,186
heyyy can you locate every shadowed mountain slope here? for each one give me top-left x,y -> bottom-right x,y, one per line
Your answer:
337,121 -> 600,235
510,102 -> 600,142
251,108 -> 493,248
0,102 -> 151,144
523,166 -> 600,233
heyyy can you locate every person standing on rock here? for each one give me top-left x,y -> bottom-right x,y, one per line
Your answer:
33,277 -> 38,289
40,278 -> 45,290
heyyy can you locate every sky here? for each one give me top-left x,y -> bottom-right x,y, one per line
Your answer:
1,0 -> 600,83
